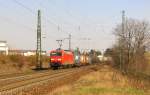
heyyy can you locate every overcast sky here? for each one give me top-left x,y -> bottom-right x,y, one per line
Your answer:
0,0 -> 149,52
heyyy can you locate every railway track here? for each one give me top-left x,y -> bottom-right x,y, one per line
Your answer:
0,69 -> 70,88
0,65 -> 99,95
0,72 -> 37,79
0,67 -> 73,79
0,69 -> 75,91
0,69 -> 51,79
0,72 -> 22,78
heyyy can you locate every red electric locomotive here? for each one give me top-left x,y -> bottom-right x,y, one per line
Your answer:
50,49 -> 74,69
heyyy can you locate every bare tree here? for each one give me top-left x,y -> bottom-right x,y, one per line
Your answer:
114,18 -> 150,73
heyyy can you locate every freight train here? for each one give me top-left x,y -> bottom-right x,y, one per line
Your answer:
49,48 -> 91,69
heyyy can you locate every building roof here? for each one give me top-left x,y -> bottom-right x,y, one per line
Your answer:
9,50 -> 46,53
9,50 -> 36,53
0,41 -> 7,43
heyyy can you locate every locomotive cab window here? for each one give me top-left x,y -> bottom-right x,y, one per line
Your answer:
50,52 -> 62,56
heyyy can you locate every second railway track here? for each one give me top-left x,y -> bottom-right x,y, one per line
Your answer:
0,67 -> 79,89
0,64 -> 102,95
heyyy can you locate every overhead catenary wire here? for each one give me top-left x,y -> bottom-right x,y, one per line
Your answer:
11,0 -> 94,49
0,16 -> 34,32
13,0 -> 35,14
0,0 -> 35,32
36,0 -> 82,35
37,0 -> 79,26
12,0 -> 58,27
35,0 -> 96,41
12,0 -> 70,38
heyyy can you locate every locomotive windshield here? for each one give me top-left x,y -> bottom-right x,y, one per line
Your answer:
50,52 -> 62,56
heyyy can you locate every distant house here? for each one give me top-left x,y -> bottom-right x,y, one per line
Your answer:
0,41 -> 8,55
8,50 -> 46,56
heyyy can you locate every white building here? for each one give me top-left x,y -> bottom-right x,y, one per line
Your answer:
8,50 -> 46,56
0,41 -> 8,55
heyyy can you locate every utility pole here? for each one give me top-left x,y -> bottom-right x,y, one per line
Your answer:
69,34 -> 71,50
120,10 -> 125,72
127,13 -> 130,73
36,10 -> 42,69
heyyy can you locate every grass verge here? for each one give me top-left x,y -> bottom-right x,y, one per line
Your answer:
49,65 -> 149,95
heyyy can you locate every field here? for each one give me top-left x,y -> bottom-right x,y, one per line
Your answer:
49,65 -> 150,95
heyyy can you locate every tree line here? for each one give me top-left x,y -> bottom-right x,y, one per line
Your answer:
105,17 -> 150,74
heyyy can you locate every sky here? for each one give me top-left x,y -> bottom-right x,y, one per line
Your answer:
0,0 -> 149,52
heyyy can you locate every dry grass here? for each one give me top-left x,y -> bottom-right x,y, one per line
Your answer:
49,65 -> 149,95
144,53 -> 150,75
0,55 -> 49,73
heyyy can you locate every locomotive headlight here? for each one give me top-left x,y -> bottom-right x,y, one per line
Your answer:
75,56 -> 79,60
81,57 -> 84,60
58,58 -> 61,61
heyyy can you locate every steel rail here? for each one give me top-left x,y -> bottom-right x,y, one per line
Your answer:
0,68 -> 77,88
0,65 -> 100,95
0,67 -> 83,95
